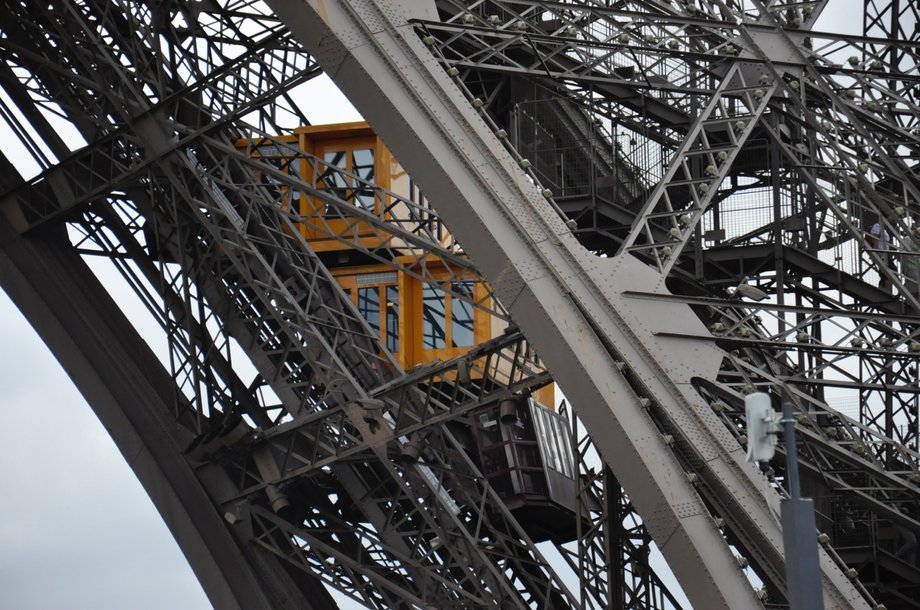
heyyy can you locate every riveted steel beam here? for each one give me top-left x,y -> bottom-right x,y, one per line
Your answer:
267,0 -> 867,606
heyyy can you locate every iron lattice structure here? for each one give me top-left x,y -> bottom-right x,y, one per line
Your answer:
0,0 -> 918,608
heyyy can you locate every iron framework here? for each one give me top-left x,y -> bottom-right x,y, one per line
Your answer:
1,0 -> 919,608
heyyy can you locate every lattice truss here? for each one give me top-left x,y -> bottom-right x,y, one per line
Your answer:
0,1 -> 680,609
0,0 -> 919,608
419,0 -> 920,605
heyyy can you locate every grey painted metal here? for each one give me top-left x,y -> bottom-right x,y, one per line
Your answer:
0,215 -> 335,610
782,498 -> 825,610
0,4 -> 573,606
619,62 -> 779,272
267,1 -> 865,607
424,0 -> 920,535
781,400 -> 825,610
4,0 -> 920,607
0,3 -> 594,604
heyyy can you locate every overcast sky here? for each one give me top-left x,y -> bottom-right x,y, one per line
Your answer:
0,3 -> 865,608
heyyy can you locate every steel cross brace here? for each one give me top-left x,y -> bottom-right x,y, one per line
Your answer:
0,26 -> 420,607
428,1 -> 914,281
155,167 -> 506,608
425,0 -> 736,132
736,0 -> 920,302
428,0 -> 919,151
248,504 -> 484,608
218,330 -> 553,497
553,403 -> 687,610
422,3 -> 912,596
72,203 -> 432,606
643,0 -> 920,317
0,2 -> 578,606
163,134 -> 580,608
0,43 -> 320,232
3,125 -> 502,318
267,0 -> 866,606
65,149 -> 567,607
686,311 -> 920,519
3,0 -> 912,604
430,0 -> 920,152
212,129 -> 682,610
631,287 -> 920,469
1,81 -> 503,317
758,118 -> 920,311
131,88 -> 577,608
702,352 -> 920,523
619,61 -> 778,273
0,205 -> 338,609
1,4 -> 516,608
210,135 -> 504,315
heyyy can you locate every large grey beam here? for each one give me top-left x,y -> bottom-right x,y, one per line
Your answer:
0,1 -> 572,601
266,1 -> 866,608
0,215 -> 337,610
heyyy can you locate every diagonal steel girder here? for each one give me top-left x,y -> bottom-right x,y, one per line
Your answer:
5,0 -> 912,604
423,1 -> 920,290
47,61 -> 683,610
0,2 -> 578,606
0,4 -> 411,605
0,203 -> 338,610
619,62 -> 779,273
74,179 -> 568,609
163,131 -> 580,609
266,0 -> 867,607
1,128 -> 499,319
425,0 -> 920,599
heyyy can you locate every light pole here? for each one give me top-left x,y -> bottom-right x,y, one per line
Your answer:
779,400 -> 825,610
746,393 -> 825,609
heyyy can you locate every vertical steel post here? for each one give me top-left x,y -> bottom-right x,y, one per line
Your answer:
781,401 -> 825,610
605,468 -> 626,610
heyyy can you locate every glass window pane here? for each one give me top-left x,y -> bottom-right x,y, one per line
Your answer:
550,413 -> 574,478
358,287 -> 380,335
352,149 -> 374,177
320,151 -> 347,189
532,406 -> 555,473
320,151 -> 348,214
352,148 -> 375,210
422,283 -> 447,349
546,410 -> 560,473
451,281 -> 475,347
386,285 -> 399,353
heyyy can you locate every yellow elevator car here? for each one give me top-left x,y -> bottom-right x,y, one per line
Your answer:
242,122 -> 577,541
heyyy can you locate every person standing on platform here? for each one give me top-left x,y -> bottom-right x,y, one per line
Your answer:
870,220 -> 896,289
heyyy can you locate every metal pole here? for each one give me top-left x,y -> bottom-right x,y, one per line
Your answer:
781,401 -> 825,610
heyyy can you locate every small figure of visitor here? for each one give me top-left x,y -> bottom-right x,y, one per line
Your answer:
868,220 -> 897,289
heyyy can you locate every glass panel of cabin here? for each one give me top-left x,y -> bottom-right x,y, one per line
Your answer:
549,411 -> 574,478
336,272 -> 401,355
317,145 -> 376,215
386,285 -> 399,353
352,148 -> 375,210
422,283 -> 447,349
358,286 -> 380,336
451,281 -> 475,348
319,150 -> 348,213
537,408 -> 563,474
